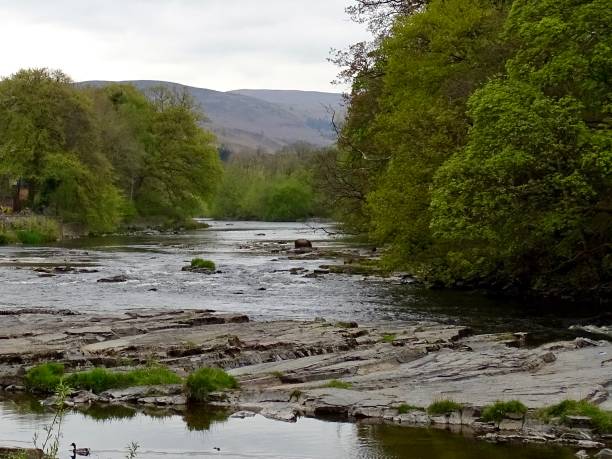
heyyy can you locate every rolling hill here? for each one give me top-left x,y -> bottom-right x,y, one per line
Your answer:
81,80 -> 344,153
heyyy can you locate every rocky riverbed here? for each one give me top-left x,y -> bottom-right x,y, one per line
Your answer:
1,307 -> 611,455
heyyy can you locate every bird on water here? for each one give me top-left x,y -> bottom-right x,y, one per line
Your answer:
70,443 -> 91,456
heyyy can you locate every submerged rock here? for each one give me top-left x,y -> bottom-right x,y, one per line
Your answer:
97,275 -> 129,283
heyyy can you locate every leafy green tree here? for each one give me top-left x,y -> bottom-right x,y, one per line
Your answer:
430,0 -> 612,293
0,68 -> 124,231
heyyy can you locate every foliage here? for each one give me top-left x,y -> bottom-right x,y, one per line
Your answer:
538,400 -> 612,433
210,148 -> 325,221
190,258 -> 216,270
427,399 -> 463,415
65,366 -> 182,393
185,367 -> 238,402
323,379 -> 353,389
24,363 -> 65,393
430,0 -> 612,294
331,0 -> 612,298
481,400 -> 528,423
0,70 -> 222,235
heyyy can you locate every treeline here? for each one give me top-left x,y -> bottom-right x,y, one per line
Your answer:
323,0 -> 611,298
210,144 -> 327,221
0,69 -> 221,232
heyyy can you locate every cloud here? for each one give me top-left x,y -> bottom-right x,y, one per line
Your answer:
0,0 -> 370,91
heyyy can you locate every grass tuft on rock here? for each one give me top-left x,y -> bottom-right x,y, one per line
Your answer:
190,258 -> 216,270
481,400 -> 527,423
382,334 -> 396,343
427,399 -> 463,415
323,379 -> 352,390
185,367 -> 238,402
65,366 -> 182,393
24,363 -> 65,393
24,363 -> 182,394
538,400 -> 612,433
397,403 -> 423,414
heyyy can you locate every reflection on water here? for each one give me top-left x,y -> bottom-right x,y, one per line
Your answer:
0,396 -> 575,459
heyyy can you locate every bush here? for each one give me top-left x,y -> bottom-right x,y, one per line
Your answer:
323,379 -> 352,389
65,366 -> 182,393
190,258 -> 216,270
5,216 -> 60,244
539,400 -> 612,433
481,400 -> 527,423
185,367 -> 238,402
427,399 -> 463,415
24,363 -> 65,393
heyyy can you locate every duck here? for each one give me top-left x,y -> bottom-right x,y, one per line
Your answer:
70,443 -> 91,456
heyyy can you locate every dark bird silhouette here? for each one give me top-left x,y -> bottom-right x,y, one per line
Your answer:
70,443 -> 91,456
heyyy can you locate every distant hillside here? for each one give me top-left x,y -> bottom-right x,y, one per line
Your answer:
81,80 -> 344,153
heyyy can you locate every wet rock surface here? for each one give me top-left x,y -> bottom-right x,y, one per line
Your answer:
0,308 -> 611,449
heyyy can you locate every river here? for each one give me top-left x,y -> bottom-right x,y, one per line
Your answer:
0,220 -> 602,458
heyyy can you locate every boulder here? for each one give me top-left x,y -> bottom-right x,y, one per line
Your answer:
97,275 -> 128,283
294,239 -> 312,249
595,449 -> 612,459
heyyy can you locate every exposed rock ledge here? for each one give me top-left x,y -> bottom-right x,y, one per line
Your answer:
0,308 -> 610,448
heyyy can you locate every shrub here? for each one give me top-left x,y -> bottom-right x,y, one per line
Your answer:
427,399 -> 463,415
323,379 -> 352,389
65,366 -> 182,393
481,400 -> 527,423
539,400 -> 612,433
24,363 -> 65,393
185,367 -> 238,402
190,258 -> 216,270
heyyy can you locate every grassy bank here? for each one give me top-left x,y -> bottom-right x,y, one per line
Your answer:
0,216 -> 60,245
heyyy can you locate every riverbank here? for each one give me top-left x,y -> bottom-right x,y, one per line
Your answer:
1,308 -> 611,454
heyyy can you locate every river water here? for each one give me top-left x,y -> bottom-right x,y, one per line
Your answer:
0,220 -> 602,458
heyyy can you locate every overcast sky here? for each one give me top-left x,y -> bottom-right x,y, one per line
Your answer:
0,0 -> 370,92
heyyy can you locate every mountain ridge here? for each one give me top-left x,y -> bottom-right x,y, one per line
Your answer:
81,80 -> 343,153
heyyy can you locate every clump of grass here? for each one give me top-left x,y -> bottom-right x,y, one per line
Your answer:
66,365 -> 182,393
11,216 -> 60,244
382,334 -> 396,343
323,379 -> 352,390
190,258 -> 216,270
185,367 -> 238,402
271,371 -> 284,379
335,321 -> 357,329
289,389 -> 303,401
24,363 -> 182,394
397,403 -> 423,414
427,399 -> 463,415
538,400 -> 612,433
24,363 -> 65,393
481,400 -> 528,423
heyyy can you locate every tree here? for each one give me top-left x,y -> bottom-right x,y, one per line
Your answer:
430,0 -> 612,294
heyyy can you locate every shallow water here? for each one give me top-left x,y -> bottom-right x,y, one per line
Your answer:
0,397 -> 576,459
0,220 -> 604,342
0,220 -> 605,458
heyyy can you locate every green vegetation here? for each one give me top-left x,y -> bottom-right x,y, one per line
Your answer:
397,403 -> 423,414
24,362 -> 65,393
289,389 -> 303,401
427,400 -> 463,415
0,216 -> 60,245
65,366 -> 182,393
538,400 -> 612,433
210,146 -> 327,221
382,334 -> 396,343
24,363 -> 182,394
481,400 -> 528,423
323,379 -> 353,390
323,0 -> 612,299
185,367 -> 238,402
190,258 -> 216,270
0,69 -> 221,235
